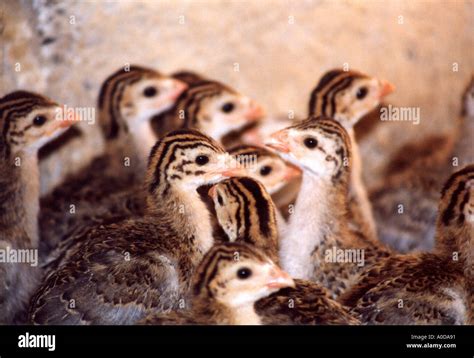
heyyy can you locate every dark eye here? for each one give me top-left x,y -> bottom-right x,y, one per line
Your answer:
237,267 -> 252,279
195,155 -> 209,166
221,102 -> 235,113
143,86 -> 158,97
356,87 -> 368,100
259,165 -> 272,176
33,115 -> 47,126
217,194 -> 224,206
304,137 -> 318,149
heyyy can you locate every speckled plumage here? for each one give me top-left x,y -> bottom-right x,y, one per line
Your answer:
340,165 -> 473,324
371,77 -> 474,252
267,117 -> 390,298
140,242 -> 294,325
29,130 -> 231,324
39,66 -> 186,256
209,176 -> 359,324
256,279 -> 360,325
0,91 -> 74,323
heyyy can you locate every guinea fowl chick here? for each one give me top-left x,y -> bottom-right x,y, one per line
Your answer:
39,65 -> 187,255
266,116 -> 390,298
340,165 -> 473,325
208,177 -> 280,263
140,242 -> 294,325
309,69 -> 395,241
228,145 -> 301,230
151,78 -> 265,143
245,69 -> 394,241
208,177 -> 359,324
0,91 -> 76,323
371,76 -> 474,252
29,129 -> 233,325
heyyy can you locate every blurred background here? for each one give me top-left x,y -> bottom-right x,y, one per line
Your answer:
1,0 -> 473,191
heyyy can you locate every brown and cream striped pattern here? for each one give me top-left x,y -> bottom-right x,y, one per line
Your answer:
151,80 -> 235,138
98,65 -> 162,139
293,116 -> 352,182
211,177 -> 279,261
146,128 -> 225,196
0,91 -> 57,158
191,242 -> 268,297
308,69 -> 366,118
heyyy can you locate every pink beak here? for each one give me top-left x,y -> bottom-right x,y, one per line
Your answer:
244,101 -> 265,122
168,80 -> 188,101
284,164 -> 301,180
265,130 -> 290,153
266,266 -> 294,289
379,79 -> 395,98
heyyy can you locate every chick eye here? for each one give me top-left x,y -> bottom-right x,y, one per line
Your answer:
221,102 -> 235,113
304,137 -> 318,149
33,115 -> 47,126
143,86 -> 158,97
237,267 -> 252,279
356,87 -> 368,100
195,155 -> 209,166
217,194 -> 224,206
259,165 -> 272,176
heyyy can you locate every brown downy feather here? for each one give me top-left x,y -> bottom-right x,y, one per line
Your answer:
140,242 -> 293,325
209,176 -> 359,324
340,165 -> 473,325
371,76 -> 474,253
29,129 -> 230,324
267,117 -> 390,299
0,91 -> 75,323
308,69 -> 395,242
39,65 -> 185,257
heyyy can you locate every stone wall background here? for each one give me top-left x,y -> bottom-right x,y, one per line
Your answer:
1,0 -> 473,192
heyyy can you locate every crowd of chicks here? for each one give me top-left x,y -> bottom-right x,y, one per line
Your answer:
0,65 -> 472,325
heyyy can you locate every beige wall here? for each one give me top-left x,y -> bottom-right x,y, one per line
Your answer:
1,0 -> 473,190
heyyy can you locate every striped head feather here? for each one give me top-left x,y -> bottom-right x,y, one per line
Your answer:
145,129 -> 230,201
208,177 -> 279,261
228,145 -> 301,194
191,242 -> 293,310
171,70 -> 207,86
0,91 -> 76,159
151,79 -> 265,141
436,165 -> 474,264
308,68 -> 395,128
98,65 -> 187,140
266,116 -> 352,184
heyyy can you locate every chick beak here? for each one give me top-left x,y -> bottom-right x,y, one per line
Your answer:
265,130 -> 290,153
60,112 -> 79,128
203,154 -> 244,182
266,266 -> 295,289
169,80 -> 188,101
284,164 -> 302,180
379,79 -> 395,98
45,111 -> 78,137
245,101 -> 265,122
